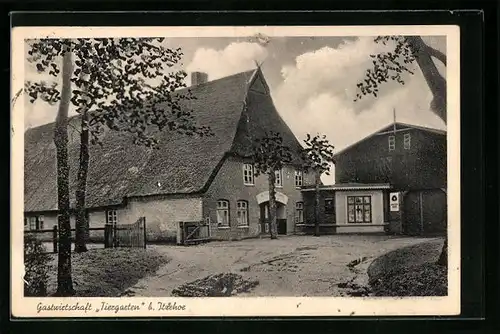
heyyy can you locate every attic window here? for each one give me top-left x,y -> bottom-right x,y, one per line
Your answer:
295,170 -> 303,187
275,169 -> 283,187
404,133 -> 411,149
243,164 -> 254,185
388,135 -> 396,151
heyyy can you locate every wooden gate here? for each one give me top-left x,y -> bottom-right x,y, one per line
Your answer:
402,190 -> 447,236
105,217 -> 146,249
179,220 -> 211,245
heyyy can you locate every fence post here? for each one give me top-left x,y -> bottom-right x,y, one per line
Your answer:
52,225 -> 58,254
143,217 -> 147,249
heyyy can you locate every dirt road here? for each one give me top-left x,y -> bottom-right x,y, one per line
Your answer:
125,235 -> 434,297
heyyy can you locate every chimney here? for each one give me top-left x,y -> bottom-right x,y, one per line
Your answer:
191,72 -> 208,86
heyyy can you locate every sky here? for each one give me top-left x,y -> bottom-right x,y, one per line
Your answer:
24,35 -> 447,183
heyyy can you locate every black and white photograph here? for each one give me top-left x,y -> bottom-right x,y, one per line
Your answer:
11,25 -> 460,317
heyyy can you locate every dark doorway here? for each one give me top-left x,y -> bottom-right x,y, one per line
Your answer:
277,219 -> 287,235
259,202 -> 287,235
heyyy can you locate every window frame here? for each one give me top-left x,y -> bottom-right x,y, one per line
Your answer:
388,135 -> 396,151
403,133 -> 411,149
106,209 -> 118,226
236,200 -> 249,227
347,196 -> 372,224
216,200 -> 230,228
243,164 -> 254,185
38,215 -> 44,230
295,170 -> 303,187
29,216 -> 37,230
275,168 -> 283,187
324,198 -> 335,214
295,201 -> 304,225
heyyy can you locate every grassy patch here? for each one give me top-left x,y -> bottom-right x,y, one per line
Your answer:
45,248 -> 169,297
367,238 -> 447,296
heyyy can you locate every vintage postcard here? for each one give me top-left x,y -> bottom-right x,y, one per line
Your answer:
11,25 -> 460,318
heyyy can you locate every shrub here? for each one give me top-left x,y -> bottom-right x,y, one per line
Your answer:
24,235 -> 51,297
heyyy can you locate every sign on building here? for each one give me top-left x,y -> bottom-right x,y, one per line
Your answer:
390,192 -> 400,212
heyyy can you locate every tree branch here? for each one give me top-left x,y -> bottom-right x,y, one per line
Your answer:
421,43 -> 447,66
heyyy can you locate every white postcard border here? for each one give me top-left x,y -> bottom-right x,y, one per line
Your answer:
11,24 -> 460,318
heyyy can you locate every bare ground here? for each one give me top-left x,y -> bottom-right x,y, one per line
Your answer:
125,235 -> 436,297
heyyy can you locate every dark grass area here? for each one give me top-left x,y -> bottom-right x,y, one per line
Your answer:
44,248 -> 169,297
367,238 -> 447,296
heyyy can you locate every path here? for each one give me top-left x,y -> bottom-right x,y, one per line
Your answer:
125,235 -> 435,297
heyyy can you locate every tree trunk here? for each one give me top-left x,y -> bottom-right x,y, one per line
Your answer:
407,36 -> 448,265
268,171 -> 278,240
437,237 -> 448,266
53,46 -> 75,296
314,170 -> 321,237
74,110 -> 89,253
405,36 -> 447,124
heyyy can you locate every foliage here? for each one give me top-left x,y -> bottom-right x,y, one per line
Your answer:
301,133 -> 335,176
252,131 -> 293,177
24,235 -> 51,297
354,36 -> 447,124
25,38 -> 214,254
354,36 -> 417,100
25,38 -> 212,148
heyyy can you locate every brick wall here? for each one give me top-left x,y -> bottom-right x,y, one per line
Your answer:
203,156 -> 313,240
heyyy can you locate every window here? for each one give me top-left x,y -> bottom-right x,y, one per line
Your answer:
29,217 -> 37,230
347,196 -> 372,223
404,133 -> 411,149
295,170 -> 303,187
106,209 -> 118,226
243,164 -> 254,185
216,200 -> 230,227
295,202 -> 304,224
324,198 -> 335,214
275,169 -> 283,187
27,215 -> 44,230
236,201 -> 249,226
38,215 -> 44,230
388,135 -> 396,151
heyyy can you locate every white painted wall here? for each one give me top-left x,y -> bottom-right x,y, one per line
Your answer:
335,190 -> 385,233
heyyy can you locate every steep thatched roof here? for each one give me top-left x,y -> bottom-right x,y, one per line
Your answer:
24,68 -> 305,212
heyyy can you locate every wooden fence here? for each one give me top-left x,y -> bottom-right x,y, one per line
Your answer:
24,216 -> 147,253
24,226 -> 106,253
106,217 -> 146,249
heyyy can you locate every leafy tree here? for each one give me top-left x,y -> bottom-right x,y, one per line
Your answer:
25,38 -> 212,293
355,35 -> 447,266
301,134 -> 335,236
252,132 -> 292,239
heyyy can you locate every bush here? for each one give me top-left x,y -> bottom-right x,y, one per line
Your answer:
24,235 -> 51,297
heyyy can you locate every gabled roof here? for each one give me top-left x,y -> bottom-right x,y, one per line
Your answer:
332,122 -> 447,161
25,68 -> 303,212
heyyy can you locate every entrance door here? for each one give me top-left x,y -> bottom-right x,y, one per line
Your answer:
259,203 -> 270,235
260,202 -> 287,235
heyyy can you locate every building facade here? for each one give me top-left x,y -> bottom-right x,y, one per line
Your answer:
303,122 -> 447,236
23,68 -> 315,242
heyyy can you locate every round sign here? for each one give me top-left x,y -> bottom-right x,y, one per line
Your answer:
391,195 -> 398,201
